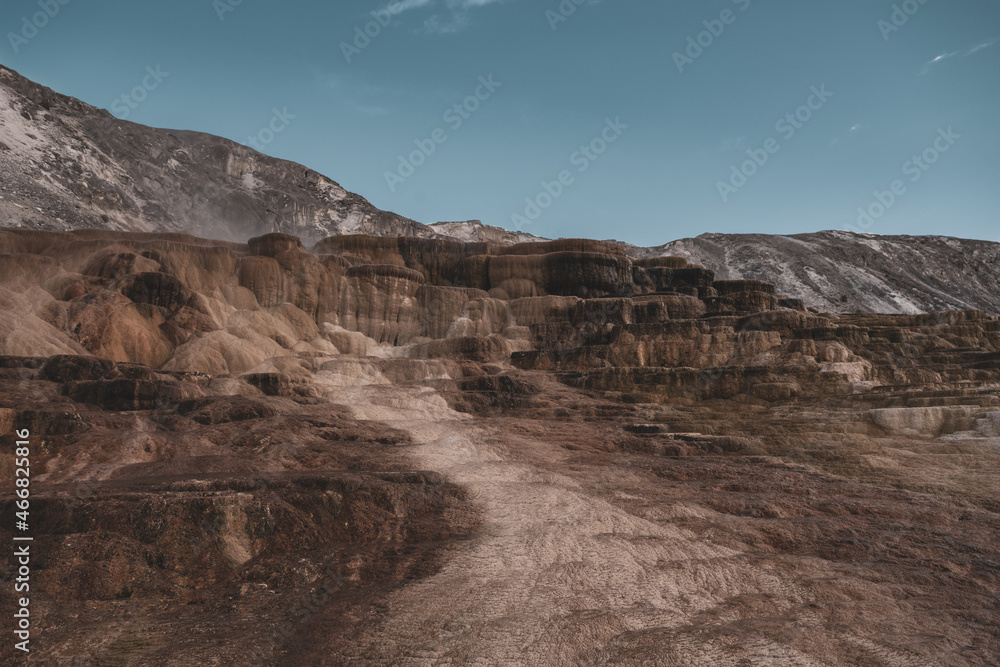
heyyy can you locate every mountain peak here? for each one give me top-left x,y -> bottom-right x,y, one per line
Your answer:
0,64 -> 438,243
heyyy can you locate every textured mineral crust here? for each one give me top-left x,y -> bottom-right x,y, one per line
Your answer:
0,228 -> 998,665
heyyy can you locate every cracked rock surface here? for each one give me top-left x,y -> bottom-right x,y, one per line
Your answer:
0,228 -> 998,665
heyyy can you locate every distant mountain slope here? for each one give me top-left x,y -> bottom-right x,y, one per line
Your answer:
639,231 -> 1000,314
429,220 -> 541,244
0,64 -> 517,244
2,65 -> 998,315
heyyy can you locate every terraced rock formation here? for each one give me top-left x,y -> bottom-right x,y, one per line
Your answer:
0,228 -> 998,664
6,65 -> 1000,317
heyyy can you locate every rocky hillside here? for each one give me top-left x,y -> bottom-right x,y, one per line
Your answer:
1,228 -> 999,663
0,65 -> 540,245
429,219 -> 540,244
3,64 -> 999,317
640,230 -> 1000,315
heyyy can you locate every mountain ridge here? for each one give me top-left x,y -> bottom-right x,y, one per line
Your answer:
0,64 -> 533,245
2,64 -> 999,315
639,230 -> 1000,315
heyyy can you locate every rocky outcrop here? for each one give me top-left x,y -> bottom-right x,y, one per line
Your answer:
4,228 -> 999,409
0,229 -> 775,372
642,230 -> 1000,315
5,65 -> 1000,321
2,227 -> 1000,665
0,351 -> 475,663
0,66 -> 428,244
0,67 -> 554,250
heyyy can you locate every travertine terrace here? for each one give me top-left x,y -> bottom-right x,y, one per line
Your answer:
1,228 -> 999,665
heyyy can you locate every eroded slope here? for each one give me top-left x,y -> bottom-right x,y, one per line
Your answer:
0,229 -> 997,665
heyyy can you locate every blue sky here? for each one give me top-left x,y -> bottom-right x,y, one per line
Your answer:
2,0 -> 998,246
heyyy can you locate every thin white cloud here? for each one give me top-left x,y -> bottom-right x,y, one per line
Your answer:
921,36 -> 999,74
309,70 -> 396,117
310,67 -> 468,119
382,0 -> 513,34
719,137 -> 747,152
384,0 -> 434,14
965,36 -> 999,56
921,50 -> 960,75
422,14 -> 471,34
830,123 -> 864,147
348,101 -> 392,117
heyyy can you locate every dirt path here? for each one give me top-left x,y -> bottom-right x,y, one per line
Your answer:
327,383 -> 867,667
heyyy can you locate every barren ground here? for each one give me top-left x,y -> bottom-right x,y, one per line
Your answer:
287,374 -> 1000,666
